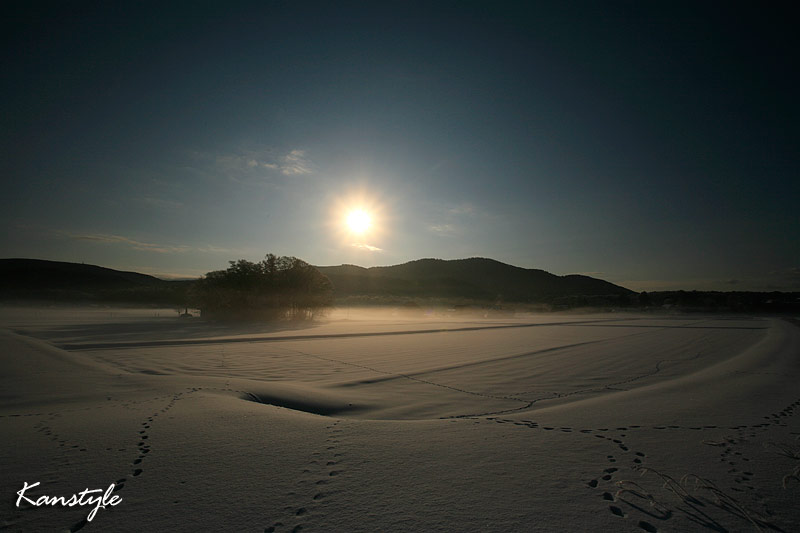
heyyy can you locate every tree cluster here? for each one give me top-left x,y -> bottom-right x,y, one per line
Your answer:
191,255 -> 333,321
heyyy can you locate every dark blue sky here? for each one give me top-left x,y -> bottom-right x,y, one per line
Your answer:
2,2 -> 798,290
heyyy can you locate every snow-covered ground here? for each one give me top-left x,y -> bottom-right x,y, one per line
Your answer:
2,306 -> 799,532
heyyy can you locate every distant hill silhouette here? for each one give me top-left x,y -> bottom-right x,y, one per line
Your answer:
0,258 -> 162,289
316,258 -> 632,303
0,257 -> 631,306
2,257 -> 796,312
0,258 -> 188,303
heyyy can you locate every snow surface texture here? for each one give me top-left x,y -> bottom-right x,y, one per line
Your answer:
1,306 -> 799,532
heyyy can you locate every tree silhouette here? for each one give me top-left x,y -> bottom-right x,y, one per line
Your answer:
191,254 -> 333,321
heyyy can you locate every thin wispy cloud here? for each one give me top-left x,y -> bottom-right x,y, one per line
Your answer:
57,231 -> 191,254
200,148 -> 314,182
428,223 -> 457,236
195,244 -> 242,254
214,154 -> 255,183
428,202 -> 488,237
54,230 -> 243,256
448,203 -> 477,216
351,243 -> 382,252
280,149 -> 313,176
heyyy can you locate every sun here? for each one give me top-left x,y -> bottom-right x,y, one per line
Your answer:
329,189 -> 387,249
346,209 -> 371,234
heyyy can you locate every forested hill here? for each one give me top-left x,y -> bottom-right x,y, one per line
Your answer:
3,257 -> 796,312
0,258 -> 189,303
0,257 -> 631,305
316,257 -> 632,302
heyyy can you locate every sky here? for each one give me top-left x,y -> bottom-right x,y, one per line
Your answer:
2,1 -> 798,291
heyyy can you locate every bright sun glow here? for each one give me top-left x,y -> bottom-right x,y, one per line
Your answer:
346,209 -> 372,234
330,189 -> 387,252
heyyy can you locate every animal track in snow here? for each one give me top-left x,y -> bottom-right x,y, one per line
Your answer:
266,420 -> 346,532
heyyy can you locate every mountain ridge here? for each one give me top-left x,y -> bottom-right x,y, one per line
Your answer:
0,258 -> 164,289
0,257 -> 631,304
0,257 -> 633,306
0,258 -> 185,304
316,257 -> 632,302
